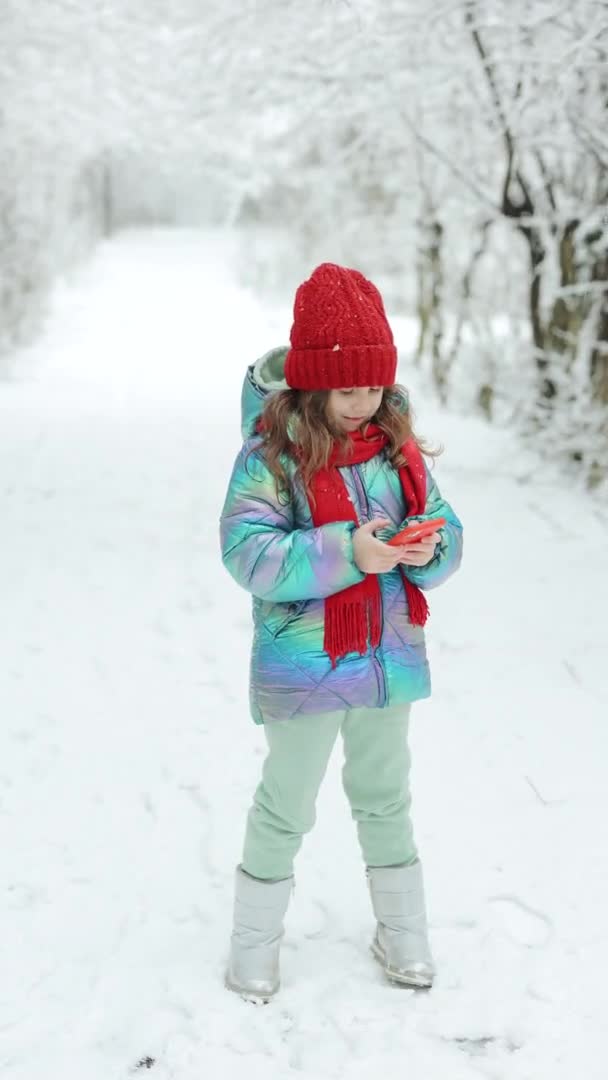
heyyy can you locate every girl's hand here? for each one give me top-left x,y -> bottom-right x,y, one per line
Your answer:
396,532 -> 441,567
353,519 -> 403,574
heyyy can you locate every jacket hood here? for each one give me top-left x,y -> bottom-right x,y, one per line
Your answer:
240,346 -> 289,440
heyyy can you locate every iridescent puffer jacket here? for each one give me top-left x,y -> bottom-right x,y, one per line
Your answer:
220,347 -> 463,724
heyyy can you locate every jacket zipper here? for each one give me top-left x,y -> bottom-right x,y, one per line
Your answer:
373,650 -> 387,707
351,464 -> 388,707
351,464 -> 370,521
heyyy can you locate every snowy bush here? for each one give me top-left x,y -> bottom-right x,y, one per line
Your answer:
0,0 -> 605,485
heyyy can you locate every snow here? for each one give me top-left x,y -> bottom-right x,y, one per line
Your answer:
1,228 -> 607,1080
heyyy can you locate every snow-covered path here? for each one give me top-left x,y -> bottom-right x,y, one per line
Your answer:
1,230 -> 607,1080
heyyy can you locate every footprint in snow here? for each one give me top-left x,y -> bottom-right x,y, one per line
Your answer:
488,894 -> 553,948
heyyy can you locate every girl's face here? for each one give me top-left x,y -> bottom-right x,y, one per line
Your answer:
326,387 -> 384,433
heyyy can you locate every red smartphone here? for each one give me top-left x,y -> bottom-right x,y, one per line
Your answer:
386,517 -> 446,547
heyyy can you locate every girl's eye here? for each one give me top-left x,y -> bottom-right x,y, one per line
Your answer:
339,388 -> 380,395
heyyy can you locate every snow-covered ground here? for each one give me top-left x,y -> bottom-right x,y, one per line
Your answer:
1,229 -> 607,1080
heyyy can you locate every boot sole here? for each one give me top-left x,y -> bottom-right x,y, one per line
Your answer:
370,940 -> 434,989
224,972 -> 278,1004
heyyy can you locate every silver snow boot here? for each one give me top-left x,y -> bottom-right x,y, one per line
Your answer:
367,860 -> 435,988
225,865 -> 294,1003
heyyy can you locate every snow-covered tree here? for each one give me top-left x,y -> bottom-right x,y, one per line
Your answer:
1,0 -> 605,484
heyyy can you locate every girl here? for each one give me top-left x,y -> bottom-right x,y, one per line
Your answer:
220,262 -> 463,1003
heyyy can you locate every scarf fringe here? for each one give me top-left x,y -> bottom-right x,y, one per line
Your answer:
403,575 -> 429,627
324,585 -> 383,669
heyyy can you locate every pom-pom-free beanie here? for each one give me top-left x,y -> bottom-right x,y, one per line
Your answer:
285,263 -> 397,390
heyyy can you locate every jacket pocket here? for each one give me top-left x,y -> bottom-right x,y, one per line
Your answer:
268,599 -> 307,638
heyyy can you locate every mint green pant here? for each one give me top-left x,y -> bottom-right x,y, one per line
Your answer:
241,704 -> 418,880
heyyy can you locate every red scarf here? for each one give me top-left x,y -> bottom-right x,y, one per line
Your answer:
307,425 -> 429,668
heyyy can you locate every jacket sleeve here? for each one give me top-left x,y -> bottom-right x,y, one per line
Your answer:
400,464 -> 463,590
219,442 -> 366,603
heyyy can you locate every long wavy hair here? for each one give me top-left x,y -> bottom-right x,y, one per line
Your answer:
252,385 -> 442,502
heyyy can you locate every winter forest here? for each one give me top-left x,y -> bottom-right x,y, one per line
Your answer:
2,0 -> 608,483
2,2 -> 608,1079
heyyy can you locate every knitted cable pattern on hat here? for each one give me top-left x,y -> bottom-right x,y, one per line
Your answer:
285,263 -> 397,390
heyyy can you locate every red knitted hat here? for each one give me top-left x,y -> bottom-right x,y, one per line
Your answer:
285,262 -> 397,391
